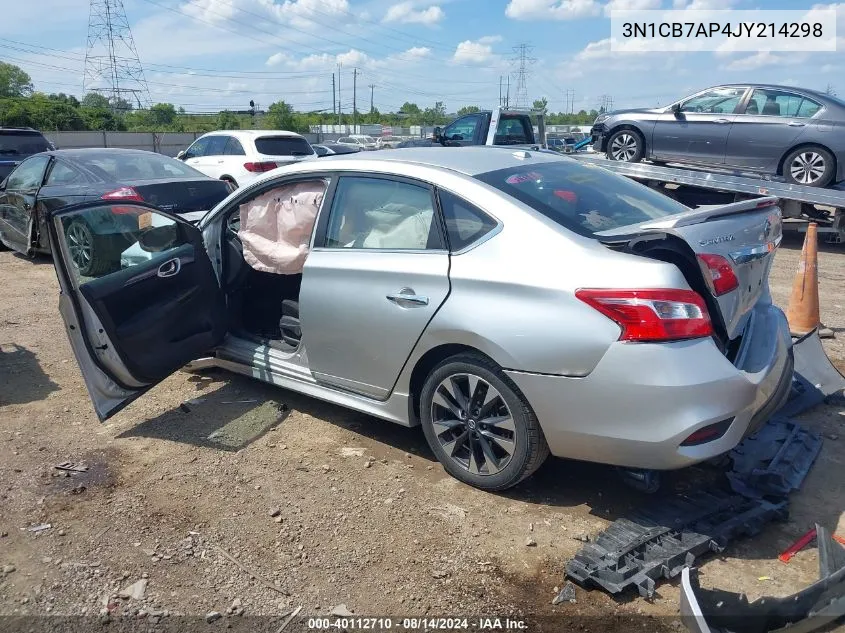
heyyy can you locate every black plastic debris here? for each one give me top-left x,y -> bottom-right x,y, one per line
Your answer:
778,329 -> 845,418
727,419 -> 823,500
680,524 -> 845,633
565,490 -> 787,598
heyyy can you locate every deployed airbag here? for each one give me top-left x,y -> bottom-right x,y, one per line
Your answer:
238,181 -> 326,274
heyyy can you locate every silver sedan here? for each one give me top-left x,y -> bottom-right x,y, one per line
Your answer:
48,147 -> 793,491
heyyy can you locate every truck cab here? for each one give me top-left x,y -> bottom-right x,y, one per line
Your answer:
432,108 -> 547,149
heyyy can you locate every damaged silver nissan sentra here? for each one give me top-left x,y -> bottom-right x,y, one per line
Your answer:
47,146 -> 793,491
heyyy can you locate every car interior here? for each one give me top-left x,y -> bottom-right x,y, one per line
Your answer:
222,176 -> 438,351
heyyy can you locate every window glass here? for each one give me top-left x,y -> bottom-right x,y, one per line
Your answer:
443,115 -> 482,141
494,116 -> 531,144
204,136 -> 228,156
796,98 -> 822,118
6,156 -> 50,190
254,136 -> 313,156
325,177 -> 441,250
59,205 -> 188,283
76,153 -> 207,180
184,136 -> 210,159
680,87 -> 745,114
438,190 -> 497,251
0,131 -> 51,156
475,160 -> 688,238
46,161 -> 84,186
224,137 -> 246,155
745,89 -> 814,117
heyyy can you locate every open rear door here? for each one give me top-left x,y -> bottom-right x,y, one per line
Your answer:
48,201 -> 227,421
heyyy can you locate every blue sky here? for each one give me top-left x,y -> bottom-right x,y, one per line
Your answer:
1,0 -> 842,114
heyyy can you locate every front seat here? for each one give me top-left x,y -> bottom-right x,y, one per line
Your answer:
746,100 -> 760,115
762,97 -> 781,116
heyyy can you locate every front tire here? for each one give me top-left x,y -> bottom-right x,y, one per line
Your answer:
419,354 -> 549,491
783,146 -> 835,187
606,129 -> 644,162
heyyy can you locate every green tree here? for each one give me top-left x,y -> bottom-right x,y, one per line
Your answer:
0,62 -> 33,98
216,110 -> 240,130
82,92 -> 111,109
399,102 -> 420,115
532,97 -> 548,113
265,100 -> 301,131
457,105 -> 480,116
148,103 -> 177,126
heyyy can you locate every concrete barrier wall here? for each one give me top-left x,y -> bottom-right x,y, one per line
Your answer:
41,131 -> 320,156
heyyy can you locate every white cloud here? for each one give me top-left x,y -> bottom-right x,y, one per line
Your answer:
505,0 -> 601,21
183,0 -> 351,31
723,51 -> 792,71
265,52 -> 290,66
452,36 -> 502,64
672,0 -> 738,8
395,46 -> 433,60
603,0 -> 661,15
383,2 -> 445,25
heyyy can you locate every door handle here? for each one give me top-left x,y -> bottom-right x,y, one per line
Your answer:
788,121 -> 805,127
217,159 -> 224,163
713,118 -> 731,124
386,288 -> 429,307
157,257 -> 182,278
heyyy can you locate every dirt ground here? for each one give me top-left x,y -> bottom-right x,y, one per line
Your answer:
1,231 -> 844,632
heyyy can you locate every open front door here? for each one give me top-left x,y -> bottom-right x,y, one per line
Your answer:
48,201 -> 227,421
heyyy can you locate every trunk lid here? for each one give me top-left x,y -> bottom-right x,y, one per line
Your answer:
598,197 -> 783,340
130,178 -> 230,214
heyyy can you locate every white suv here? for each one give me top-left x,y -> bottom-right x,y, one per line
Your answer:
177,130 -> 316,188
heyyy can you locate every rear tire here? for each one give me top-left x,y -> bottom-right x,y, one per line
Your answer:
419,353 -> 549,491
606,129 -> 645,163
783,146 -> 835,187
65,220 -> 119,277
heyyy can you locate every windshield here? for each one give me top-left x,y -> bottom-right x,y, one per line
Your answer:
474,160 -> 689,237
254,136 -> 314,156
77,152 -> 209,181
0,131 -> 51,156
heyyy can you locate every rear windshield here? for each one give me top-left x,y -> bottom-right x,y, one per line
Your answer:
76,153 -> 207,181
254,136 -> 313,156
474,160 -> 688,237
0,131 -> 51,156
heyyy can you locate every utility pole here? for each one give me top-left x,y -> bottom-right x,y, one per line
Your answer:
352,67 -> 358,129
332,73 -> 336,116
505,76 -> 510,109
337,63 -> 342,125
499,76 -> 503,107
369,83 -> 375,113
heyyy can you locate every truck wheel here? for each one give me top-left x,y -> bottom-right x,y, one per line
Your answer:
66,220 -> 119,277
606,129 -> 644,162
419,353 -> 549,491
783,146 -> 834,187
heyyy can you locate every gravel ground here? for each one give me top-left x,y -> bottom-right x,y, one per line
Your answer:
1,232 -> 844,632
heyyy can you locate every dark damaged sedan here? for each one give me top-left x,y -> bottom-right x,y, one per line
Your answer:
0,148 -> 232,275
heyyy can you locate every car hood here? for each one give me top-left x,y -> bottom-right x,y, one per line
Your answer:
603,107 -> 665,119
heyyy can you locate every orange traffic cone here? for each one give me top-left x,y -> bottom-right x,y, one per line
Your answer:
786,223 -> 821,337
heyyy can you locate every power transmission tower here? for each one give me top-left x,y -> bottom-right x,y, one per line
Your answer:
566,89 -> 575,114
332,73 -> 336,116
368,84 -> 375,113
597,94 -> 614,113
83,0 -> 151,109
352,67 -> 358,128
509,44 -> 536,109
337,63 -> 342,125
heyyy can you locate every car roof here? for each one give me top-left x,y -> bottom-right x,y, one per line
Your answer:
714,83 -> 831,98
200,130 -> 305,138
42,148 -> 179,159
288,146 -> 564,176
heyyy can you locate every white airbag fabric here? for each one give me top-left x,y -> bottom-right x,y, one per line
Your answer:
238,181 -> 325,274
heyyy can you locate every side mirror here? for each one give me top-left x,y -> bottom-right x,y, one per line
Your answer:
671,103 -> 682,116
138,224 -> 178,253
433,127 -> 443,143
176,150 -> 186,160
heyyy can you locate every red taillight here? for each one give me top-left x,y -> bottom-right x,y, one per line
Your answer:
698,254 -> 739,296
575,288 -> 714,342
680,418 -> 733,446
101,186 -> 144,203
243,161 -> 278,173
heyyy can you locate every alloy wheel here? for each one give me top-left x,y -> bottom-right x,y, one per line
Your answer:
66,223 -> 93,271
789,152 -> 826,185
610,133 -> 638,161
430,373 -> 516,476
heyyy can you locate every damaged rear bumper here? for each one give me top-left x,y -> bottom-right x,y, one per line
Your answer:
506,302 -> 792,470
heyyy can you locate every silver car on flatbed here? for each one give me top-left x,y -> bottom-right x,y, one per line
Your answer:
48,147 -> 792,491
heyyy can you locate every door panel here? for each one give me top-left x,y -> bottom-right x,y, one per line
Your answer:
651,87 -> 746,164
300,174 -> 450,399
300,250 -> 449,398
50,202 -> 227,420
0,155 -> 50,252
724,88 -> 817,170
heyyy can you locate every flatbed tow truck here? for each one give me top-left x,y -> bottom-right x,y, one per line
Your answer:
564,152 -> 845,243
